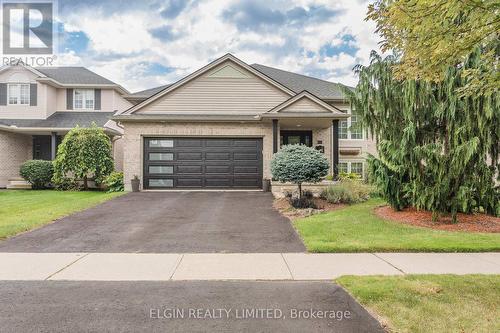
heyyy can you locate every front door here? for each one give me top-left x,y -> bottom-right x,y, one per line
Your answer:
280,130 -> 312,147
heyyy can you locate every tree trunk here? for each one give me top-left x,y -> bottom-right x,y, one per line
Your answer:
298,183 -> 302,199
83,175 -> 88,190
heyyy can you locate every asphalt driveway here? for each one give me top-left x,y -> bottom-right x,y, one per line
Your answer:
0,192 -> 305,253
0,281 -> 384,332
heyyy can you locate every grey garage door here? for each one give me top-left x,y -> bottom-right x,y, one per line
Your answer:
143,137 -> 263,189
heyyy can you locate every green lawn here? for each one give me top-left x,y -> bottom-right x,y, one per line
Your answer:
0,190 -> 123,239
293,198 -> 500,252
337,275 -> 500,333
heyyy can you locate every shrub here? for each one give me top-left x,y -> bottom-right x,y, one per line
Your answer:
52,125 -> 114,190
320,180 -> 373,204
20,160 -> 53,189
271,145 -> 329,198
339,172 -> 362,181
104,171 -> 124,192
289,197 -> 317,209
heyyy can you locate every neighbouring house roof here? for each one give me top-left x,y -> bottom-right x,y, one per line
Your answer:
251,64 -> 351,100
35,67 -> 117,85
0,112 -> 117,130
0,65 -> 129,94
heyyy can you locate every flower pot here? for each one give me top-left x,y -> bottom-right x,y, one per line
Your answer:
131,178 -> 140,192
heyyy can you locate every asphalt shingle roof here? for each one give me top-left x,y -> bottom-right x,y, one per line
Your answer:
128,84 -> 171,97
251,64 -> 351,100
0,112 -> 115,128
35,67 -> 117,85
128,65 -> 352,100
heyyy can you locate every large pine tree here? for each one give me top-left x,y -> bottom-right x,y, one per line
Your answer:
345,50 -> 499,221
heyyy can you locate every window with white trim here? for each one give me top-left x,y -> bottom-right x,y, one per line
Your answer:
338,162 -> 348,174
339,120 -> 348,139
74,89 -> 94,110
8,83 -> 30,105
339,109 -> 363,140
338,161 -> 364,177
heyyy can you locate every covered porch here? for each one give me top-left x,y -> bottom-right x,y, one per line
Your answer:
266,116 -> 342,197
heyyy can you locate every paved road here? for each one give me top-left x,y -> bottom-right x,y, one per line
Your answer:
0,192 -> 305,253
0,281 -> 384,332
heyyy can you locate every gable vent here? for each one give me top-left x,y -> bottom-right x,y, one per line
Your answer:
207,64 -> 250,79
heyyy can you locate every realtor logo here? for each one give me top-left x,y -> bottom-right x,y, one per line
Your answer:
2,1 -> 53,54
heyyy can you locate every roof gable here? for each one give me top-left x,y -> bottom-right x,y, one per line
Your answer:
121,54 -> 295,115
267,91 -> 345,115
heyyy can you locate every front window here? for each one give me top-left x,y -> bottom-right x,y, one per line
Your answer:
338,109 -> 363,140
350,113 -> 363,139
338,162 -> 348,174
8,83 -> 30,105
338,161 -> 364,177
74,89 -> 94,109
339,120 -> 348,139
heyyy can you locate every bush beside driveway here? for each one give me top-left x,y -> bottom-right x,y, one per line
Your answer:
0,190 -> 123,239
293,198 -> 500,252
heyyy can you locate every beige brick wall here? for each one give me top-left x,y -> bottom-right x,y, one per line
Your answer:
121,122 -> 274,191
120,121 -> 375,191
112,136 -> 124,171
0,131 -> 32,187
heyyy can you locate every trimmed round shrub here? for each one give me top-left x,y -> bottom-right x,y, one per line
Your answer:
104,171 -> 124,192
271,144 -> 329,200
20,160 -> 54,189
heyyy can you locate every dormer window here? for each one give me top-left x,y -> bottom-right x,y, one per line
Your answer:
74,89 -> 94,110
8,83 -> 30,105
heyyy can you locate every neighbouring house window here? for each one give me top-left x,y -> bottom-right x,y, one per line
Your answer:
8,83 -> 30,105
338,109 -> 363,140
74,89 -> 94,109
339,161 -> 364,177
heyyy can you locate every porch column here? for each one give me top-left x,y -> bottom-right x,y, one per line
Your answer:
50,132 -> 57,160
272,119 -> 279,153
332,120 -> 339,179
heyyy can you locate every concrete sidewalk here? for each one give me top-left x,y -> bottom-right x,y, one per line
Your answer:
1,252 -> 499,281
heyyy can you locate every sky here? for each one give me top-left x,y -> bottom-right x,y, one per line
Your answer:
54,0 -> 381,93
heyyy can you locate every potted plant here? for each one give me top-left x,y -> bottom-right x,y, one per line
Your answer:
131,175 -> 140,192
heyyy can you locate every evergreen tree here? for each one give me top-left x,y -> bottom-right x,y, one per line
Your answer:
345,50 -> 499,221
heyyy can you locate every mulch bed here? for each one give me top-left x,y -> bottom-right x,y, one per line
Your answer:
274,197 -> 345,220
375,205 -> 500,233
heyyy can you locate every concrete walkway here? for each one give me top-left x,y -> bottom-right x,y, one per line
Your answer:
1,252 -> 499,281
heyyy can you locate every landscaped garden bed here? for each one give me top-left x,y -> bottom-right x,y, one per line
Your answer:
375,205 -> 500,233
291,198 -> 500,252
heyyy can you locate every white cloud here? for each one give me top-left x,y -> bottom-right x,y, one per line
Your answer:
57,0 -> 382,91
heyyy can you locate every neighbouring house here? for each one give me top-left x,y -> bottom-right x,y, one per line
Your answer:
114,54 -> 376,192
0,64 -> 133,188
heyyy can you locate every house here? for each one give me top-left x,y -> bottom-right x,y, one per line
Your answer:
0,54 -> 376,191
0,65 -> 132,188
114,54 -> 376,191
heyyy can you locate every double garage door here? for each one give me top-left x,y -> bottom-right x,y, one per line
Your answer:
143,137 -> 263,189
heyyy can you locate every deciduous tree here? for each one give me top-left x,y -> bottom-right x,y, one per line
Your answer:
367,0 -> 499,95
